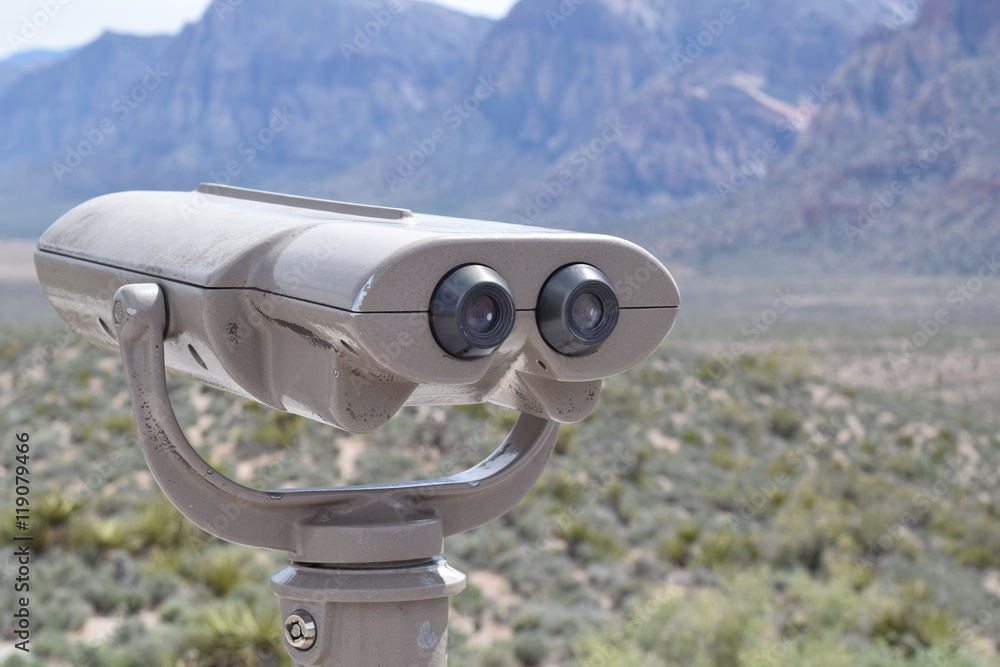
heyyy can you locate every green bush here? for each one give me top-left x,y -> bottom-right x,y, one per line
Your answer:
183,601 -> 285,667
187,548 -> 263,597
659,522 -> 701,567
769,405 -> 803,439
554,517 -> 626,562
511,630 -> 551,666
6,328 -> 1000,665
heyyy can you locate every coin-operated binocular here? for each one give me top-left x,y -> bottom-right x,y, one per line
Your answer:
36,184 -> 679,666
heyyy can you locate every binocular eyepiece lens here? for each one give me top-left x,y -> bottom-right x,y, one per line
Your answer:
571,292 -> 604,332
431,265 -> 515,359
465,294 -> 501,335
537,264 -> 619,356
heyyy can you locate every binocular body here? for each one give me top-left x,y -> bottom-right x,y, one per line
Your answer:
36,184 -> 678,433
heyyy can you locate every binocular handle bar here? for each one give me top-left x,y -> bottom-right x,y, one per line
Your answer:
113,283 -> 560,564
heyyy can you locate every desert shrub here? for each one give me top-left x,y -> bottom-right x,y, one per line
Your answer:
82,576 -> 146,614
885,453 -> 921,479
71,516 -> 142,556
554,422 -> 579,455
695,356 -> 727,383
187,547 -> 263,597
769,405 -> 803,439
25,491 -> 82,552
712,398 -> 761,434
452,582 -> 491,631
34,596 -> 91,633
0,655 -> 47,667
692,530 -> 760,569
659,521 -> 701,566
131,499 -> 196,552
554,517 -> 626,562
681,428 -> 705,445
182,600 -> 285,667
742,348 -> 814,393
102,412 -> 137,435
537,469 -> 586,504
477,643 -> 517,667
707,443 -> 742,470
950,516 -> 1000,569
6,329 -> 1000,665
512,631 -> 551,666
145,570 -> 182,607
865,580 -> 958,650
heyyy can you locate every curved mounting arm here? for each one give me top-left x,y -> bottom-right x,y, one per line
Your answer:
113,283 -> 559,564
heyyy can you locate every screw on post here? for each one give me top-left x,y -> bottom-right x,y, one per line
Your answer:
284,610 -> 317,650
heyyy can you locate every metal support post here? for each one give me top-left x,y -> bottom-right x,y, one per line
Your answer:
112,283 -> 559,666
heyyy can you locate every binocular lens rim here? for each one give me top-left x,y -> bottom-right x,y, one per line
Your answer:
537,264 -> 619,356
431,265 -> 515,359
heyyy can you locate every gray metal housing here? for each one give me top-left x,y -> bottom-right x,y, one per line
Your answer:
36,184 -> 679,433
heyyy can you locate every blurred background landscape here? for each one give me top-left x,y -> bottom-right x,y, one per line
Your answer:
1,0 -> 999,665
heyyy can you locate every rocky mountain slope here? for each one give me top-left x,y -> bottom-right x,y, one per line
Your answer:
3,0 -> 982,276
0,48 -> 75,95
333,0 -> 909,221
633,0 -> 1000,273
0,0 -> 491,235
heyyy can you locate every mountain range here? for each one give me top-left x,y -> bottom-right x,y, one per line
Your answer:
628,0 -> 1000,274
0,0 -> 994,274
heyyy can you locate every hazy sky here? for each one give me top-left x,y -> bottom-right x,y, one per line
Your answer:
1,0 -> 518,60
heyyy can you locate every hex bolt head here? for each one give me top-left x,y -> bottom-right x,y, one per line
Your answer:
284,610 -> 317,650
